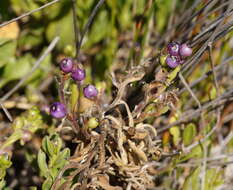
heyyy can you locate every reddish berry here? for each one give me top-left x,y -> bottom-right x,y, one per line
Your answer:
83,85 -> 98,99
50,102 -> 67,118
60,58 -> 73,73
179,44 -> 192,57
167,42 -> 180,56
71,68 -> 86,81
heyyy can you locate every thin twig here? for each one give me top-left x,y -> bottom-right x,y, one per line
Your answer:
71,0 -> 80,59
77,0 -> 105,55
178,73 -> 201,108
208,42 -> 222,144
157,86 -> 233,133
179,56 -> 233,95
0,37 -> 60,102
0,0 -> 60,28
0,102 -> 13,122
208,43 -> 220,97
183,2 -> 233,74
183,125 -> 217,153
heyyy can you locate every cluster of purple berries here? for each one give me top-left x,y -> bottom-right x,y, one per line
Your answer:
50,58 -> 98,119
166,42 -> 192,68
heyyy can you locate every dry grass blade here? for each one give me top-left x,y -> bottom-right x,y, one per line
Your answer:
0,0 -> 60,28
0,37 -> 60,102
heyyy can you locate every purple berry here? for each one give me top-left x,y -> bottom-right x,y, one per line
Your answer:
50,102 -> 67,118
167,42 -> 180,56
179,44 -> 192,57
166,55 -> 179,68
60,58 -> 73,73
83,85 -> 98,99
71,68 -> 86,81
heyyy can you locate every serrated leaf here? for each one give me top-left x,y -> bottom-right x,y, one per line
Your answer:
183,123 -> 197,146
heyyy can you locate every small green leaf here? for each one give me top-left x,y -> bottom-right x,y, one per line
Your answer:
169,126 -> 180,146
0,39 -> 17,67
0,156 -> 12,180
1,129 -> 23,149
183,123 -> 197,146
0,54 -> 33,88
42,136 -> 55,157
205,168 -> 223,190
42,177 -> 53,190
46,10 -> 74,50
182,167 -> 201,190
38,149 -> 49,178
53,149 -> 70,170
84,10 -> 110,48
70,83 -> 79,112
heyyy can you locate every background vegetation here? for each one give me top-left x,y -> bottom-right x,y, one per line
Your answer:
0,0 -> 233,189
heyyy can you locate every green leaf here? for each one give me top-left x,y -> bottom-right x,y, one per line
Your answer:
42,134 -> 63,158
183,123 -> 197,146
0,39 -> 17,67
53,149 -> 70,170
70,83 -> 79,112
0,156 -> 12,180
0,54 -> 33,88
182,167 -> 200,190
46,10 -> 74,50
29,187 -> 37,190
169,126 -> 180,146
18,27 -> 44,50
204,168 -> 223,190
42,177 -> 53,190
42,136 -> 55,158
1,129 -> 23,149
84,10 -> 110,48
38,149 -> 49,178
0,180 -> 6,189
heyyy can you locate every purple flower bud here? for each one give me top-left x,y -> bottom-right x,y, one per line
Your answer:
167,42 -> 180,56
60,58 -> 73,73
50,102 -> 67,118
71,68 -> 86,81
179,44 -> 192,57
83,84 -> 98,99
166,55 -> 179,68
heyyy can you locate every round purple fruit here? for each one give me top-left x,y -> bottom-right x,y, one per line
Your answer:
71,68 -> 86,81
50,102 -> 67,118
167,42 -> 180,56
83,85 -> 98,99
166,55 -> 180,68
60,58 -> 73,73
179,44 -> 192,57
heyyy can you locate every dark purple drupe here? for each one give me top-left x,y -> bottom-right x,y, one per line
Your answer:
167,42 -> 180,56
71,68 -> 86,81
166,55 -> 180,68
83,84 -> 98,99
60,58 -> 74,73
50,102 -> 67,118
